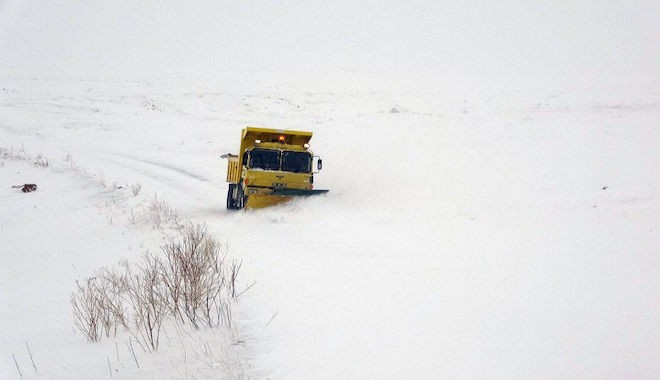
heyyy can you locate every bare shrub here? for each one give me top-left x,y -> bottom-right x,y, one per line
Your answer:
120,256 -> 169,351
71,223 -> 243,351
130,183 -> 142,197
160,240 -> 185,321
71,272 -> 128,342
71,279 -> 101,342
33,156 -> 49,167
1,146 -> 49,167
149,195 -> 179,230
126,209 -> 138,225
162,223 -> 230,329
97,268 -> 129,336
1,146 -> 29,160
71,277 -> 106,342
228,260 -> 242,301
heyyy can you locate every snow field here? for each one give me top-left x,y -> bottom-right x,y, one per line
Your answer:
1,74 -> 659,378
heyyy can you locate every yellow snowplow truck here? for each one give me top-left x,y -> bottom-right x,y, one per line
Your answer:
222,127 -> 328,209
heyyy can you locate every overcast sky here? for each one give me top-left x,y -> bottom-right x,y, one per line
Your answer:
1,0 -> 658,82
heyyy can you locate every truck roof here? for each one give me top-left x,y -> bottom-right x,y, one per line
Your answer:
239,127 -> 313,158
242,127 -> 312,144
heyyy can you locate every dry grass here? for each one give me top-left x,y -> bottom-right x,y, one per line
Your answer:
71,223 -> 242,351
0,146 -> 49,167
130,183 -> 142,197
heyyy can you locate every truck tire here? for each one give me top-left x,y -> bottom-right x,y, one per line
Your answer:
237,184 -> 246,209
227,184 -> 238,210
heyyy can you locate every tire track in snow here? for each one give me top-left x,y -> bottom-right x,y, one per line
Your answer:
0,122 -> 26,136
115,153 -> 210,182
94,152 -> 213,201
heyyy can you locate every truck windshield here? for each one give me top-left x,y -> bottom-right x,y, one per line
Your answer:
249,149 -> 280,170
281,151 -> 312,173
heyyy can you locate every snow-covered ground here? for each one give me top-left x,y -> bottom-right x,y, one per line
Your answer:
2,1 -> 659,378
1,74 -> 658,379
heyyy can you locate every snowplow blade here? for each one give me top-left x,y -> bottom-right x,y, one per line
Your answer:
245,194 -> 291,209
245,189 -> 329,209
270,189 -> 329,196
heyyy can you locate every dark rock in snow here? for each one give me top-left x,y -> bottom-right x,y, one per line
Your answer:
12,183 -> 38,193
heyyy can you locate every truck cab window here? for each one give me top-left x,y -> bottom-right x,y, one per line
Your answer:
281,151 -> 312,173
249,148 -> 280,170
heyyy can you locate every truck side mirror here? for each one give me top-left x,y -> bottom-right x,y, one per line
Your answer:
317,159 -> 323,171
